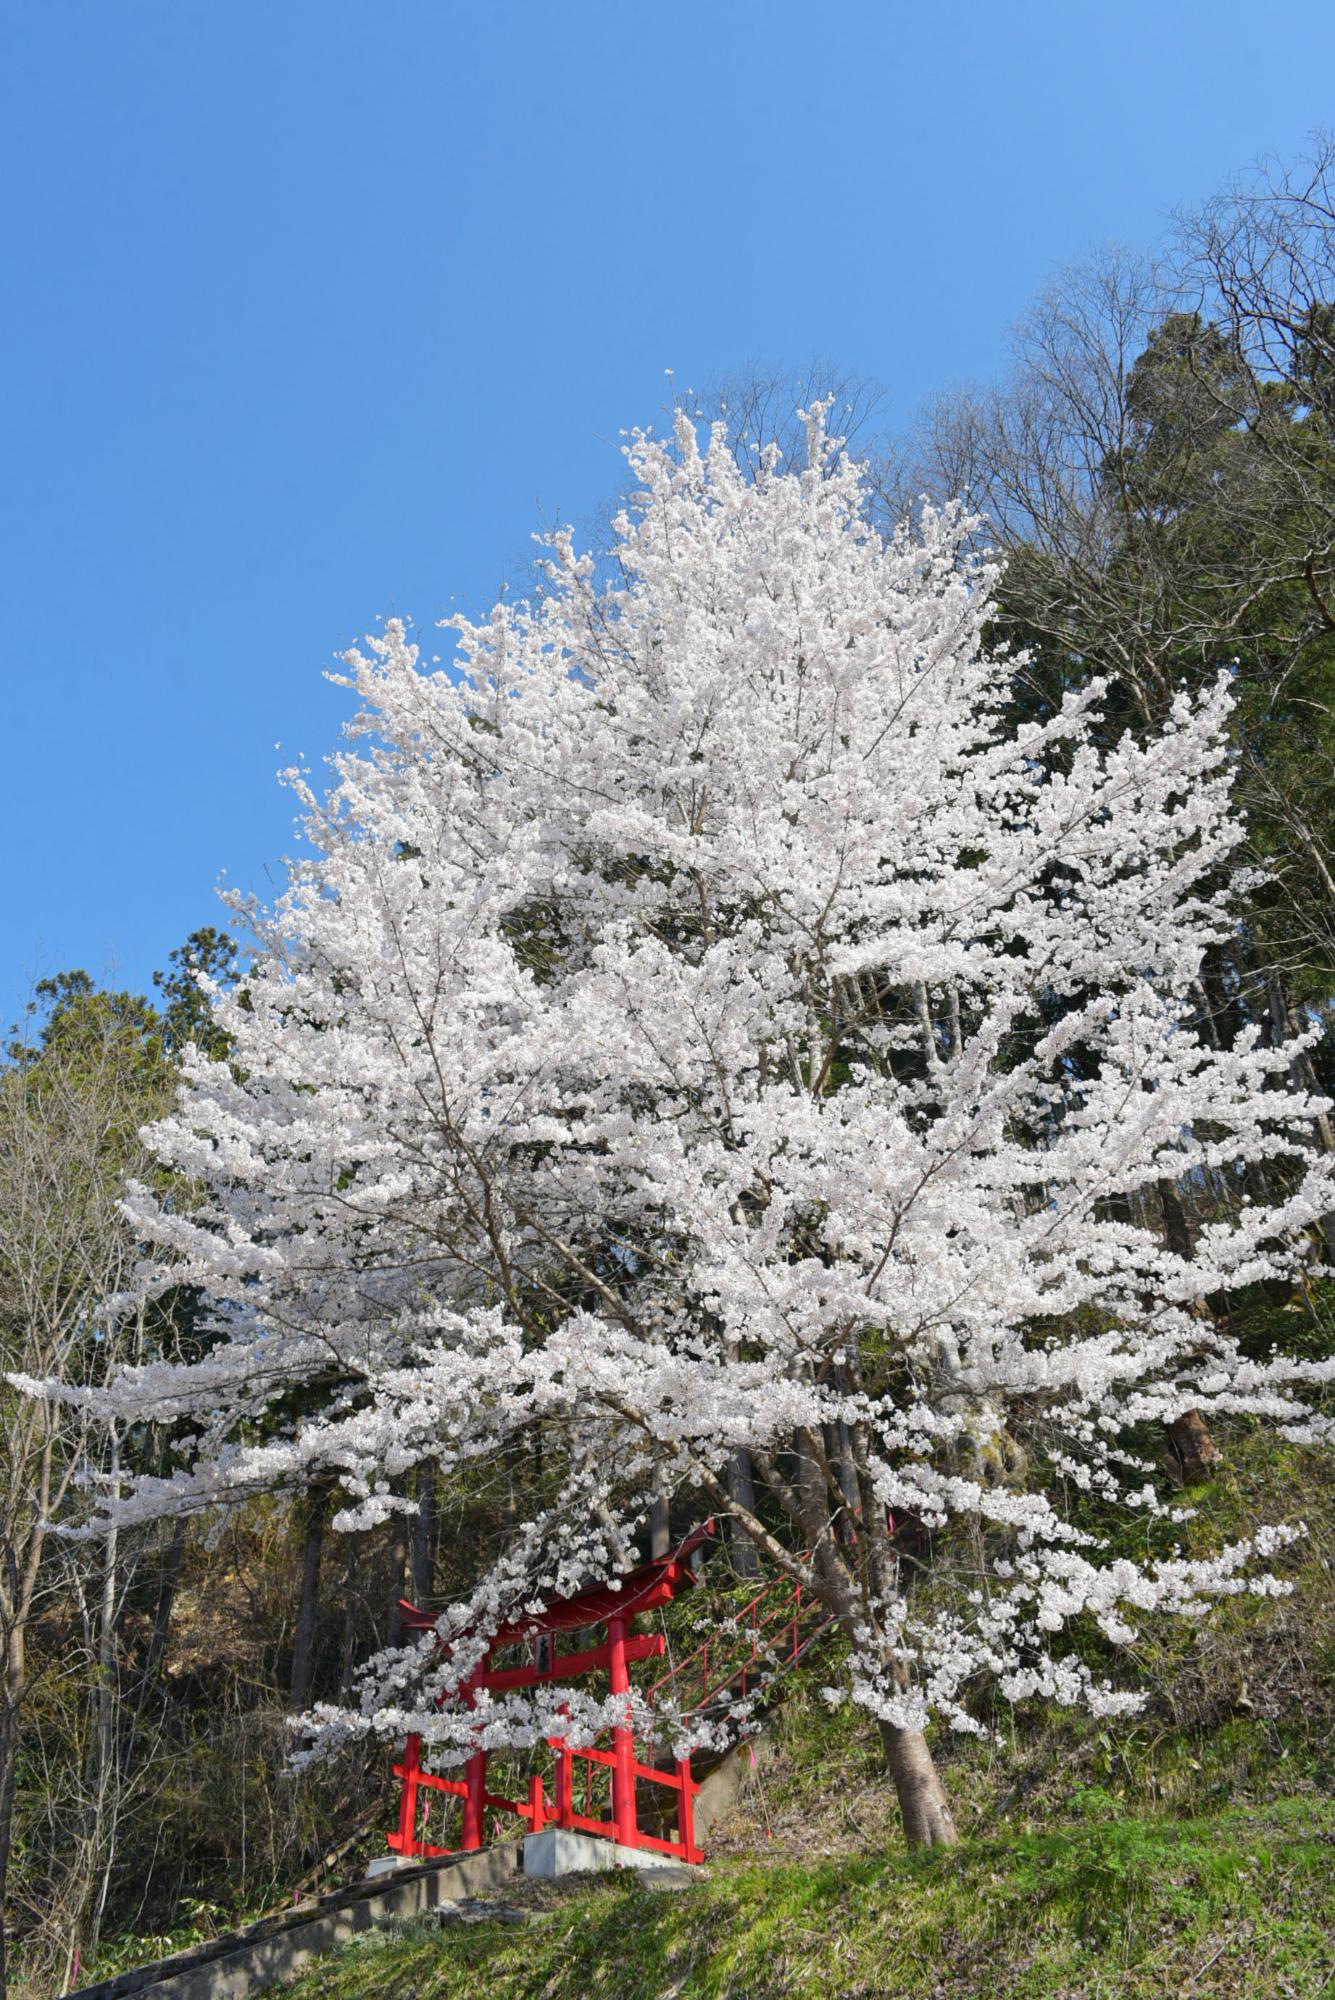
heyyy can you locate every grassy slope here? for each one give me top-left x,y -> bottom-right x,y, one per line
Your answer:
282,1799 -> 1335,2000
278,1424 -> 1335,2000
66,1413 -> 1332,1999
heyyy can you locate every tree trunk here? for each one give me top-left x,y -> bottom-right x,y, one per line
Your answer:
824,1415 -> 861,1560
81,1431 -> 122,1965
1157,1177 -> 1219,1479
144,1516 -> 187,1681
696,1441 -> 958,1853
1168,1406 -> 1219,1481
795,1428 -> 843,1598
839,1387 -> 959,1849
790,1422 -> 957,1850
878,1719 -> 958,1847
0,1735 -> 12,2000
337,1544 -> 359,1699
0,1662 -> 23,2000
829,1418 -> 860,1512
1267,975 -> 1335,1253
727,1449 -> 759,1577
649,1483 -> 671,1560
410,1466 -> 435,1605
384,1514 -> 409,1653
1269,974 -> 1335,1157
289,1492 -> 328,1706
1157,1176 -> 1193,1265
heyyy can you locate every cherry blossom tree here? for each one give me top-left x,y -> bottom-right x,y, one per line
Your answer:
48,408 -> 1335,1849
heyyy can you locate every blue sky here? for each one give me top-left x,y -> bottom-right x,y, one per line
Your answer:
4,1 -> 1335,1030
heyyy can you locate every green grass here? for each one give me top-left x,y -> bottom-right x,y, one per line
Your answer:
281,1798 -> 1335,2000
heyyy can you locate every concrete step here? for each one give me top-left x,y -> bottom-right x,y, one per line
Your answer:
635,1865 -> 705,1893
65,1848 -> 522,2000
522,1828 -> 690,1879
425,1896 -> 550,1925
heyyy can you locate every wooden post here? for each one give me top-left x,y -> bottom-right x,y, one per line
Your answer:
461,1748 -> 487,1850
607,1614 -> 637,1848
461,1671 -> 487,1851
675,1757 -> 700,1864
553,1739 -> 573,1826
528,1772 -> 546,1834
394,1732 -> 421,1855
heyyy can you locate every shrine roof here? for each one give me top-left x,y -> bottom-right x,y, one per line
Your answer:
399,1520 -> 713,1646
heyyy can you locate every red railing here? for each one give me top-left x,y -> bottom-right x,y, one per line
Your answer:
389,1739 -> 550,1859
543,1733 -> 701,1861
645,1558 -> 835,1738
388,1609 -> 704,1865
390,1719 -> 704,1866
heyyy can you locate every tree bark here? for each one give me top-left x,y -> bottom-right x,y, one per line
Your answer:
1267,974 -> 1335,1258
727,1449 -> 759,1577
794,1428 -> 844,1599
878,1718 -> 958,1847
829,1418 -> 860,1512
1157,1178 -> 1219,1479
841,1401 -> 960,1849
144,1516 -> 188,1681
1168,1406 -> 1219,1481
0,1656 -> 24,2000
794,1424 -> 957,1851
384,1516 -> 409,1653
337,1545 -> 359,1699
647,1456 -> 671,1560
1269,974 -> 1335,1157
410,1465 -> 435,1605
81,1430 -> 122,1965
694,1449 -> 958,1848
289,1491 -> 328,1706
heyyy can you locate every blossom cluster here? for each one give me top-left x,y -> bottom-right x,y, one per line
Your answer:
42,406 -> 1335,1759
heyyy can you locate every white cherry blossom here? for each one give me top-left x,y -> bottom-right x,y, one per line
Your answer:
35,406 -> 1335,1845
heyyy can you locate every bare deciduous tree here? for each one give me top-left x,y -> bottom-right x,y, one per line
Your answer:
0,989 -> 169,1998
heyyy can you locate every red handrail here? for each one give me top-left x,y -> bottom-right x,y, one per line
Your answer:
645,1553 -> 834,1728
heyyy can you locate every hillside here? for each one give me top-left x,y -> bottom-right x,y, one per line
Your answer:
68,1420 -> 1335,2000
278,1767 -> 1335,1998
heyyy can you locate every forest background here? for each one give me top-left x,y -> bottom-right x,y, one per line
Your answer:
7,9 -> 1335,1998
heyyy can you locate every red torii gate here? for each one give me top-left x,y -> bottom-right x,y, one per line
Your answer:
387,1524 -> 712,1867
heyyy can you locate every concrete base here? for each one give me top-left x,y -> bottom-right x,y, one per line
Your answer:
634,1865 -> 701,1892
522,1828 -> 685,1879
692,1722 -> 783,1842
